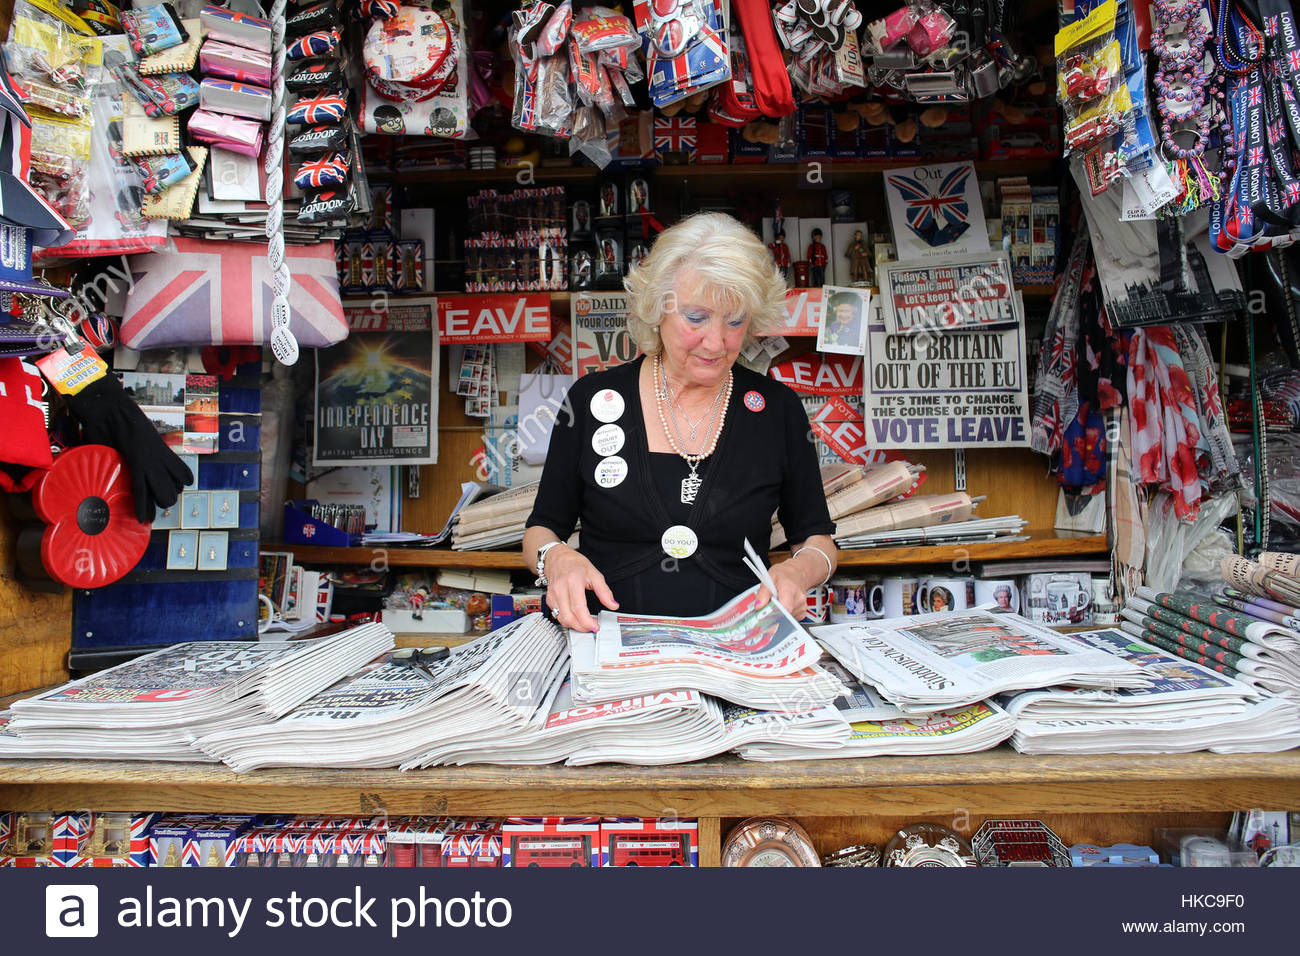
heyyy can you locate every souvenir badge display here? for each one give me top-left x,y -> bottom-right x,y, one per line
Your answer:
721,817 -> 820,866
883,823 -> 977,866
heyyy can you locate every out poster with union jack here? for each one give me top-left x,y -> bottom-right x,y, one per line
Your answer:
883,161 -> 990,264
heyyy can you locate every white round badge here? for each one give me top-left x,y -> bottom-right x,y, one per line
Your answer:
594,455 -> 628,488
661,525 -> 699,559
590,388 -> 625,423
591,423 -> 626,456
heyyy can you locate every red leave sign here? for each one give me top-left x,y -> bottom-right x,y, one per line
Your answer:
437,294 -> 552,343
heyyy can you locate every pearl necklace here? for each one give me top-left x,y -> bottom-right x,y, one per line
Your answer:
653,354 -> 733,504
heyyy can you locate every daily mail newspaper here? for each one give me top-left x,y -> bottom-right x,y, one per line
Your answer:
570,585 -> 846,709
813,610 -> 1147,713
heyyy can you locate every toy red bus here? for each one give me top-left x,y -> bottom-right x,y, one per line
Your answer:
511,835 -> 591,867
607,833 -> 690,867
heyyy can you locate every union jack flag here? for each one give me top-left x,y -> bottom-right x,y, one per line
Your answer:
293,151 -> 350,189
1249,87 -> 1263,107
886,165 -> 973,247
287,29 -> 341,61
1287,181 -> 1300,204
1267,14 -> 1280,33
1270,120 -> 1285,142
288,91 -> 346,125
120,238 -> 346,349
654,115 -> 697,159
1289,50 -> 1300,71
1248,145 -> 1265,165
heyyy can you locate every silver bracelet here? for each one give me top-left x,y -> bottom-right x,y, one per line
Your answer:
792,545 -> 833,587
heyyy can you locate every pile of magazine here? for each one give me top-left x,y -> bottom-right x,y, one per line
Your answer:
569,585 -> 847,711
196,614 -> 567,772
813,610 -> 1148,714
731,661 -> 1015,761
0,624 -> 393,762
1001,630 -> 1300,754
451,481 -> 540,551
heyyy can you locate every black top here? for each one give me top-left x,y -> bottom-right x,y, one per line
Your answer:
526,356 -> 835,616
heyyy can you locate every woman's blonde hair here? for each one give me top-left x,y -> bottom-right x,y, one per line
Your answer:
623,212 -> 788,354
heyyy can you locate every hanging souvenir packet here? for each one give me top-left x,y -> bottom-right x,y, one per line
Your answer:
293,151 -> 349,189
188,108 -> 265,157
132,151 -> 193,194
288,90 -> 348,125
631,0 -> 730,108
199,39 -> 273,86
285,59 -> 345,93
298,186 -> 356,224
121,3 -> 188,56
289,123 -> 349,155
287,29 -> 341,61
285,1 -> 339,36
1055,1 -> 1130,155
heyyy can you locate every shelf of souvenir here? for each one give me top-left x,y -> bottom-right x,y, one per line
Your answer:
270,529 -> 1107,571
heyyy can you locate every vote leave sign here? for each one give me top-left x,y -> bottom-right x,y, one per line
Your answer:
769,353 -> 863,395
759,288 -> 822,337
437,294 -> 552,343
863,304 -> 1030,450
878,253 -> 1020,334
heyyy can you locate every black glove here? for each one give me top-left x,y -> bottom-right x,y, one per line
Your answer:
61,372 -> 194,523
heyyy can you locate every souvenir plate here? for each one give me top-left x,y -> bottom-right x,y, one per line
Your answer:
721,817 -> 819,867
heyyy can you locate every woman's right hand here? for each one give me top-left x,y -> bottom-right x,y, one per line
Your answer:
544,545 -> 618,633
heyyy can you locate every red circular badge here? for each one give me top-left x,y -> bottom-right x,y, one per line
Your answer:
744,390 -> 765,412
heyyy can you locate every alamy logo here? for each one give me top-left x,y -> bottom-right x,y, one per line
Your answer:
46,885 -> 99,937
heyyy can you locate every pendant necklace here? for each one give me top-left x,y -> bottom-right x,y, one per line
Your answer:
653,354 -> 733,504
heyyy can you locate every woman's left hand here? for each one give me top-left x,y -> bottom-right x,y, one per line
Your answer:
756,560 -> 809,617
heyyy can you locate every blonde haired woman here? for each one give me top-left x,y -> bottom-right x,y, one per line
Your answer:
524,213 -> 837,631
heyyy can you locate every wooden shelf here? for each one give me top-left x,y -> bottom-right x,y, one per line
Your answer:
367,158 -> 1058,186
0,750 -> 1294,818
270,530 -> 1105,571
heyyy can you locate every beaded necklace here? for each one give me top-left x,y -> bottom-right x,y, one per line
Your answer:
653,353 -> 733,504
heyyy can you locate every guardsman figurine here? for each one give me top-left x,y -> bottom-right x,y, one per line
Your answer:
808,228 -> 828,287
768,230 -> 791,284
846,229 -> 872,286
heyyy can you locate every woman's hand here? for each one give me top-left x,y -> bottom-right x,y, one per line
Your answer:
756,560 -> 810,617
544,544 -> 618,632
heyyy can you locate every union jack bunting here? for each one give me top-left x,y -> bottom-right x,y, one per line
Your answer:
287,29 -> 341,61
293,151 -> 349,189
288,91 -> 347,125
885,166 -> 973,247
653,115 -> 697,159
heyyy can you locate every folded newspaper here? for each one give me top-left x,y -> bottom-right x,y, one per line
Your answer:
733,660 -> 1013,760
568,584 -> 847,710
0,624 -> 393,762
813,610 -> 1148,714
195,614 -> 566,772
1000,629 -> 1300,754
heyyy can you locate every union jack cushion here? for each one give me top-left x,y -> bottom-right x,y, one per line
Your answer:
287,29 -> 341,61
120,238 -> 347,349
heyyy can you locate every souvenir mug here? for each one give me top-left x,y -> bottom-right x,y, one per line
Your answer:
829,574 -> 883,623
974,579 -> 1020,613
917,576 -> 974,613
803,584 -> 829,624
1046,576 -> 1091,618
1090,577 -> 1119,625
880,576 -> 918,617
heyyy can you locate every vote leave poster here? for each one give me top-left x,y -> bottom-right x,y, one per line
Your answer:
862,299 -> 1030,449
437,294 -> 551,344
571,292 -> 640,379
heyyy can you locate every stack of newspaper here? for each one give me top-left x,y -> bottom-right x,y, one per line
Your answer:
0,625 -> 393,762
721,701 -> 853,756
1121,587 -> 1300,702
773,461 -> 921,547
568,586 -> 847,710
195,614 -> 567,771
451,481 -> 540,550
413,681 -> 732,767
1002,629 -> 1300,754
732,661 -> 1014,760
813,610 -> 1147,714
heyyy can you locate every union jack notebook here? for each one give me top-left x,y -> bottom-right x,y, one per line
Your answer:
121,97 -> 181,157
